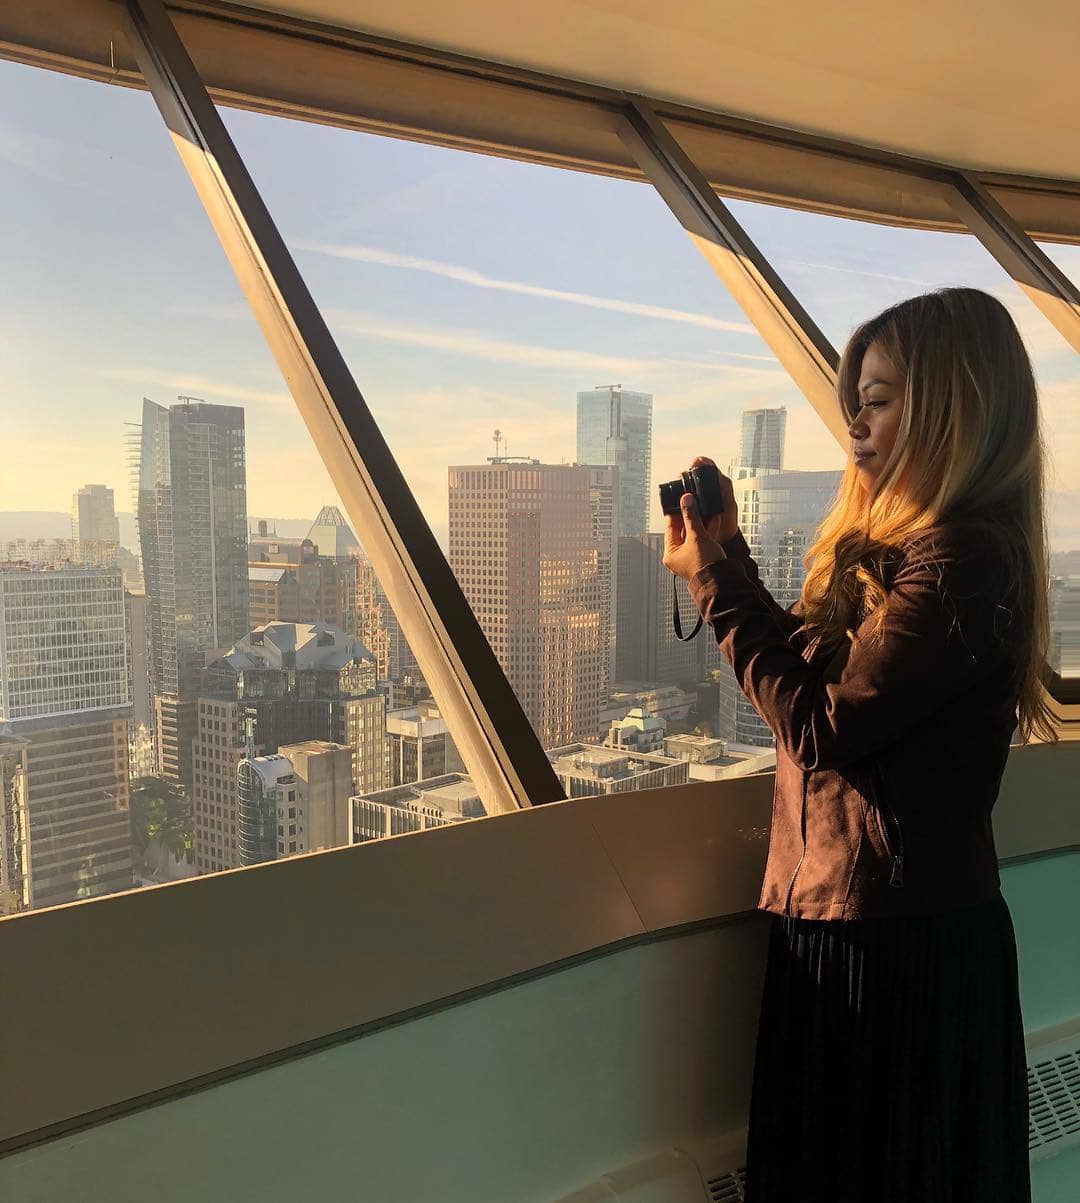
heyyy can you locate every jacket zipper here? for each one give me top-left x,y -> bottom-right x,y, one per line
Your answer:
869,761 -> 905,888
783,772 -> 809,914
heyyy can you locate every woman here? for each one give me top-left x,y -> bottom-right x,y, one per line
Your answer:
664,287 -> 1054,1202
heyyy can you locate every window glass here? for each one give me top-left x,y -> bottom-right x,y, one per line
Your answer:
0,56 -> 389,914
1033,241 -> 1080,294
219,104 -> 845,771
727,195 -> 1080,683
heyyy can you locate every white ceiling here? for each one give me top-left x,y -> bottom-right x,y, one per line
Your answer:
239,0 -> 1080,182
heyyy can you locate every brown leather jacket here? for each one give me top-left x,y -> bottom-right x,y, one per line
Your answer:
688,522 -> 1021,920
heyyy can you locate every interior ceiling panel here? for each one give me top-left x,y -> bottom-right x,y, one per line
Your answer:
237,0 -> 1080,182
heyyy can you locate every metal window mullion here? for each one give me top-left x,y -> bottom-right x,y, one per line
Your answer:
616,96 -> 848,447
122,0 -> 563,811
946,172 -> 1080,356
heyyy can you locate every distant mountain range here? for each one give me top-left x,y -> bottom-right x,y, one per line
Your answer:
0,512 -> 317,552
1,509 -> 1074,571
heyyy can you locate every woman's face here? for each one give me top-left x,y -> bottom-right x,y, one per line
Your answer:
849,341 -> 905,490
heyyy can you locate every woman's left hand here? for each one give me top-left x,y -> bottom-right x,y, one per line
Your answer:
663,493 -> 727,582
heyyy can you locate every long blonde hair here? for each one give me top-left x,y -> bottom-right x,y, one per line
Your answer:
801,286 -> 1057,744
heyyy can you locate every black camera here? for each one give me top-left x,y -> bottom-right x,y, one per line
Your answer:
658,464 -> 725,523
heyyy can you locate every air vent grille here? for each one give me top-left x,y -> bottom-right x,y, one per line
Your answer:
706,1166 -> 746,1201
1029,1049 -> 1080,1157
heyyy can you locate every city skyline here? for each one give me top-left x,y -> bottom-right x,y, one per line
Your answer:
4,57 -> 1078,553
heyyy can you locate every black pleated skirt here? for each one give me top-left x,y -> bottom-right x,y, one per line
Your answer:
744,891 -> 1030,1203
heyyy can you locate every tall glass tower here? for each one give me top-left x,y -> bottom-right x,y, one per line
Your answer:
137,397 -> 249,787
576,385 -> 653,537
731,406 -> 787,480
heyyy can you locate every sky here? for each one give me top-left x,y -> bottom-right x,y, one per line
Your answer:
1,57 -> 1077,551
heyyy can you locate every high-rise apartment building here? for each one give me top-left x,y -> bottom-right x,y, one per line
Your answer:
237,740 -> 353,866
0,564 -> 132,912
731,407 -> 787,479
71,483 -> 120,565
136,397 -> 249,788
192,622 -> 386,873
448,459 -> 616,747
576,385 -> 653,536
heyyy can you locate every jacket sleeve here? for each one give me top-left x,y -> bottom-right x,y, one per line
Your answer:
719,529 -> 804,638
688,527 -> 1014,771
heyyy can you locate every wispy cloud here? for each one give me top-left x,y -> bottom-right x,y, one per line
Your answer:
91,368 -> 292,409
293,239 -> 755,334
327,309 -> 789,381
330,310 -> 651,374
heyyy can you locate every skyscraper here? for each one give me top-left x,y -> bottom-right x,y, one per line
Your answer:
192,622 -> 386,872
615,533 -> 702,686
137,397 -> 249,788
71,483 -> 120,564
448,459 -> 616,747
0,564 -> 132,912
355,554 -> 417,683
307,504 -> 361,558
248,537 -> 358,635
576,385 -> 653,537
718,468 -> 842,748
731,407 -> 787,479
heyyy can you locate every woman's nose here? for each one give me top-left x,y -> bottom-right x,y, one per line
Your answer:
848,411 -> 869,438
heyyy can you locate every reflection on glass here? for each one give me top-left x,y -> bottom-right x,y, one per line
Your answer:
727,197 -> 1080,681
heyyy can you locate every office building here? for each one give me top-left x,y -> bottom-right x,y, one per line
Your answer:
1050,576 -> 1079,678
307,504 -> 361,558
351,773 -> 486,843
387,699 -> 463,785
576,385 -> 653,536
237,739 -> 353,866
0,564 -> 132,911
355,553 -> 417,682
603,707 -> 667,754
248,539 -> 358,634
716,467 -> 842,747
448,458 -> 616,746
192,622 -> 386,872
547,742 -> 689,797
615,533 -> 702,686
136,397 -> 249,788
248,520 -> 307,565
730,407 -> 787,480
125,588 -> 155,779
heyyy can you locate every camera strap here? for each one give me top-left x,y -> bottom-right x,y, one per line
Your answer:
671,572 -> 703,641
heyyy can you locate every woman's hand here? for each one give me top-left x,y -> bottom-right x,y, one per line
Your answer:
663,493 -> 727,583
690,455 -> 739,544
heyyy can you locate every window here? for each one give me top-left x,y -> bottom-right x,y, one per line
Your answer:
220,102 -> 842,777
0,54 -> 381,915
727,189 -> 1080,686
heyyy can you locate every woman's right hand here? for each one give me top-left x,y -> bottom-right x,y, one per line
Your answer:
690,455 -> 740,544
